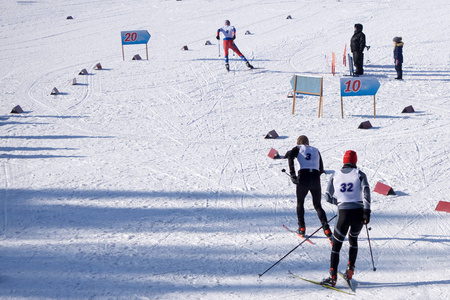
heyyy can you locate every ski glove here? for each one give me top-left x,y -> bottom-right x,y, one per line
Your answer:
291,175 -> 298,185
216,35 -> 220,40
363,209 -> 371,224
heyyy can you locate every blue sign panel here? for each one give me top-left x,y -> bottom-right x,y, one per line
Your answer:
121,30 -> 151,45
290,75 -> 322,96
340,77 -> 380,97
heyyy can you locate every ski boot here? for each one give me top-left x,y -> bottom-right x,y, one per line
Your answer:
323,224 -> 333,245
344,263 -> 355,280
320,273 -> 337,287
297,226 -> 306,237
225,63 -> 230,72
246,61 -> 254,69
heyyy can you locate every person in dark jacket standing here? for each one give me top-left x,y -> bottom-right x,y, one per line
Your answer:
320,150 -> 371,287
350,24 -> 366,75
287,135 -> 332,242
393,36 -> 404,79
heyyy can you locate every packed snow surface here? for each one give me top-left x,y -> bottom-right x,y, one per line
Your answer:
1,0 -> 449,299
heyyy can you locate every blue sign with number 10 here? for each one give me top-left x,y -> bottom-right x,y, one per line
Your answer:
340,77 -> 380,97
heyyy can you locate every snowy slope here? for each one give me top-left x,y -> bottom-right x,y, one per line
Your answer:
1,0 -> 449,299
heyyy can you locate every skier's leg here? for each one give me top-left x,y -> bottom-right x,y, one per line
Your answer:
348,208 -> 364,268
311,174 -> 326,223
330,210 -> 350,274
230,43 -> 253,68
296,180 -> 308,231
230,43 -> 244,58
310,173 -> 331,237
223,40 -> 232,64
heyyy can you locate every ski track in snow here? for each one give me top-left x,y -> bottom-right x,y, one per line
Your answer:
0,0 -> 449,299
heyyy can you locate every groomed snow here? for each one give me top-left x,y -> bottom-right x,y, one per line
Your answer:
1,0 -> 449,299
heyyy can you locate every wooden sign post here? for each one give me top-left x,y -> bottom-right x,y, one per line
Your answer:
120,30 -> 151,61
290,75 -> 323,117
340,77 -> 380,118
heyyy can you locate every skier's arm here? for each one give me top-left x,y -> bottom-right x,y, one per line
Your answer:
325,175 -> 337,205
318,151 -> 325,174
288,146 -> 299,176
359,171 -> 371,210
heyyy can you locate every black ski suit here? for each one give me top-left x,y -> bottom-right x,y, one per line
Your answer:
325,163 -> 371,276
351,24 -> 366,75
288,145 -> 329,232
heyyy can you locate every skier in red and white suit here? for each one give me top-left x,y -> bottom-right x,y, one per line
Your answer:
216,20 -> 253,71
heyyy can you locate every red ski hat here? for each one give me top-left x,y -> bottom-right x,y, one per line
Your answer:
343,150 -> 357,165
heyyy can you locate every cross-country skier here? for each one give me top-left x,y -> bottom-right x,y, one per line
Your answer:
287,135 -> 332,242
216,20 -> 253,71
393,36 -> 404,80
320,150 -> 371,287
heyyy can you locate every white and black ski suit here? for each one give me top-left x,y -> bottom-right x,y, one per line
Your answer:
325,163 -> 371,276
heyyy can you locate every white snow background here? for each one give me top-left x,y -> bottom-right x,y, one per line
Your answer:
1,0 -> 449,299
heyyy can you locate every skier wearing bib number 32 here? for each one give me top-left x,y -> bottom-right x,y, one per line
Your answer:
320,150 -> 371,287
216,20 -> 253,71
287,135 -> 333,242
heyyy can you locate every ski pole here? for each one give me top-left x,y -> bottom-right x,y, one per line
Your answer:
281,169 -> 293,179
281,169 -> 298,184
218,38 -> 221,57
365,224 -> 377,271
258,215 -> 337,278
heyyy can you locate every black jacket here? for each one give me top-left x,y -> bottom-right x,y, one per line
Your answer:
350,24 -> 366,53
394,42 -> 403,63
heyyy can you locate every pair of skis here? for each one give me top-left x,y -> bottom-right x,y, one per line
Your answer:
282,224 -> 314,244
289,271 -> 356,295
284,224 -> 354,294
283,224 -> 332,245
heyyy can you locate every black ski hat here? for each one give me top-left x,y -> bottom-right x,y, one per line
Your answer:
354,24 -> 363,31
393,36 -> 402,43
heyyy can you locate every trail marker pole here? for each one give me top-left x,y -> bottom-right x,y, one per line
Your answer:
332,52 -> 336,76
343,44 -> 347,66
